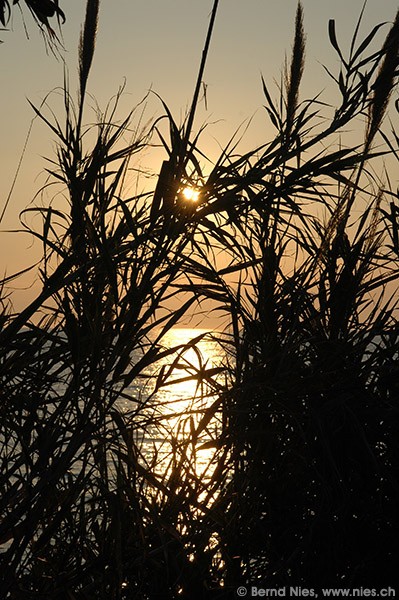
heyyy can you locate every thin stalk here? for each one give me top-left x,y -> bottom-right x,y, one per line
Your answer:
179,0 -> 220,175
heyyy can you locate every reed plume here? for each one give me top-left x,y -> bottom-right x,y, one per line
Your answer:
285,1 -> 306,144
78,0 -> 100,113
365,8 -> 399,151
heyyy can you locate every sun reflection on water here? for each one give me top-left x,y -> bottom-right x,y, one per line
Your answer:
123,328 -> 227,479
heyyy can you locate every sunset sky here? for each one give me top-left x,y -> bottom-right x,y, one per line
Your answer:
1,0 -> 399,311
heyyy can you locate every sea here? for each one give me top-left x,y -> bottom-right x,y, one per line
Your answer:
110,327 -> 230,479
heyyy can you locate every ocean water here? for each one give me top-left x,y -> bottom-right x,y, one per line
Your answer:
0,328 -> 229,553
116,328 -> 229,478
119,328 -> 226,406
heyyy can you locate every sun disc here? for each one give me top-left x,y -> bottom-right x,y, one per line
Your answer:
182,187 -> 200,202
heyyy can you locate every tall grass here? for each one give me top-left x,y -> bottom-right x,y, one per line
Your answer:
1,1 -> 399,597
188,3 -> 399,588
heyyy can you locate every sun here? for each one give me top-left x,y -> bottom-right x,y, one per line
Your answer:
182,187 -> 200,202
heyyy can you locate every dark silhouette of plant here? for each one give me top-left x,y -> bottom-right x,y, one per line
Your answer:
0,0 -> 65,47
186,2 -> 399,589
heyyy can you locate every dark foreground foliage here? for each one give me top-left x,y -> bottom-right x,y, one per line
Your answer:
1,0 -> 65,50
1,1 -> 398,597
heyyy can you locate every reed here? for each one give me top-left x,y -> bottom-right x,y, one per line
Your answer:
1,1 -> 398,597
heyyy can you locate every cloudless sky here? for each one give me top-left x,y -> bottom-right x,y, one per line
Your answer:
1,0 -> 399,310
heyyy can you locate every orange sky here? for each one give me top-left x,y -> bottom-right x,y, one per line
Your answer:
1,0 -> 399,319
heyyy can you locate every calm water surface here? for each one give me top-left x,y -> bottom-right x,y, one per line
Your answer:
116,328 -> 229,477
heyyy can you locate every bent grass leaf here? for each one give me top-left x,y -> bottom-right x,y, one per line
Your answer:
328,19 -> 349,69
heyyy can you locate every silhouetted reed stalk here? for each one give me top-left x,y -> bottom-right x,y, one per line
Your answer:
1,1 -> 399,598
284,2 -> 305,151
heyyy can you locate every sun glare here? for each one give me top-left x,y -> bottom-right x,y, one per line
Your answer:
182,187 -> 200,202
